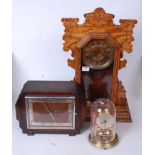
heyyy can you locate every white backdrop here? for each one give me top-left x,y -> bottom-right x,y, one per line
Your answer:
13,0 -> 141,104
13,0 -> 141,155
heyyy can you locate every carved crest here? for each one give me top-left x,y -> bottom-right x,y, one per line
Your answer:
61,8 -> 137,83
83,8 -> 114,27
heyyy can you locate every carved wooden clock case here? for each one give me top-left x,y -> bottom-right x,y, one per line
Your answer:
61,8 -> 137,122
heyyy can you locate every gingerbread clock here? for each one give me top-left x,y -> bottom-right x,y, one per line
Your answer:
62,8 -> 137,122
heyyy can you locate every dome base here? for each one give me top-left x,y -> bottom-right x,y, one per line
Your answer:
89,134 -> 119,149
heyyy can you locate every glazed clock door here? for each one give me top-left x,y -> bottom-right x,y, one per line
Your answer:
81,39 -> 116,102
25,96 -> 75,130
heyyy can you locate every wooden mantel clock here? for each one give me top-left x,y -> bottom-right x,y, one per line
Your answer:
61,8 -> 137,122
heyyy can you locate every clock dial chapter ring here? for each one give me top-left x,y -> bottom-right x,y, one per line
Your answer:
82,40 -> 114,69
83,59 -> 114,70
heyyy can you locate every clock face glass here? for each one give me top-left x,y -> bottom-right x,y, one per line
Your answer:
96,113 -> 115,129
81,39 -> 114,69
25,96 -> 75,129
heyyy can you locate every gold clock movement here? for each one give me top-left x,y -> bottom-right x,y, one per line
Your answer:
82,39 -> 114,69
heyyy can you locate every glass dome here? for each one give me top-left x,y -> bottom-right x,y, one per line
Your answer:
89,98 -> 119,149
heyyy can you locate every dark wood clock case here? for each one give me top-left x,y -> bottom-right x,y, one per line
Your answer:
16,81 -> 83,136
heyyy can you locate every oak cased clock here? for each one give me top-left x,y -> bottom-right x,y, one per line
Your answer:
62,8 -> 137,122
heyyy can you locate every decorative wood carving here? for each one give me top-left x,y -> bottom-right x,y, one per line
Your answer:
62,8 -> 137,83
62,8 -> 137,122
117,80 -> 127,101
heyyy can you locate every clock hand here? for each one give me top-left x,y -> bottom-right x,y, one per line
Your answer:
42,103 -> 56,121
97,49 -> 102,63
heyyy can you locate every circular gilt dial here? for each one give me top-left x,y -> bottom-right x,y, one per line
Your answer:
82,39 -> 114,69
96,113 -> 115,129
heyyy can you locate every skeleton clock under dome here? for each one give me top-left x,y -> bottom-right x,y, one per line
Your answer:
62,8 -> 137,122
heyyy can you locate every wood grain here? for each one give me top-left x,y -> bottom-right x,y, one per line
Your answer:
62,8 -> 137,122
62,8 -> 137,83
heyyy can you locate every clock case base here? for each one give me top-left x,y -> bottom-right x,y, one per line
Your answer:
83,80 -> 132,122
89,134 -> 119,149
